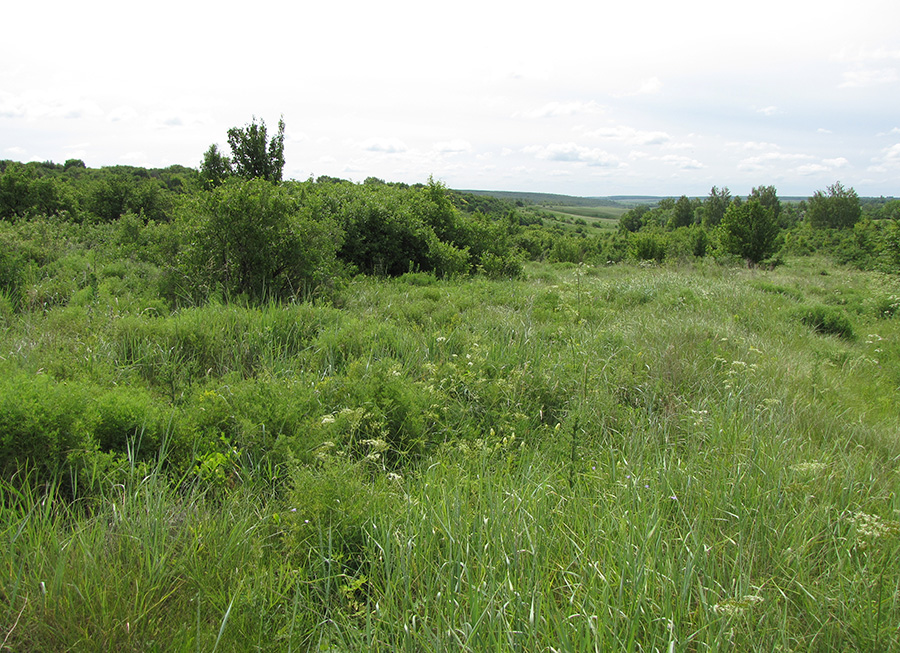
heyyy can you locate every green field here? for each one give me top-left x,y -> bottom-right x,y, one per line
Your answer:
2,239 -> 899,650
541,205 -> 627,231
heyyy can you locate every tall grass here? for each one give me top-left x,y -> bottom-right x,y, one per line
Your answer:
1,255 -> 899,650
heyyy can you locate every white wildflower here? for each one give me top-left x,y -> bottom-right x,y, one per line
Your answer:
713,595 -> 763,617
848,511 -> 900,548
789,462 -> 828,475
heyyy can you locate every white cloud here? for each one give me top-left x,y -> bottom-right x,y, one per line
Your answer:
795,163 -> 830,175
520,101 -> 605,119
63,144 -> 90,160
839,69 -> 898,88
872,143 -> 900,169
433,139 -> 472,154
727,141 -> 782,151
526,143 -> 620,167
822,157 -> 849,168
664,141 -> 695,150
585,125 -> 671,146
756,106 -> 780,116
108,106 -> 139,123
0,94 -> 104,121
120,151 -> 149,163
146,110 -> 211,130
286,130 -> 309,143
615,77 -> 662,97
738,151 -> 814,171
657,154 -> 703,170
834,47 -> 900,63
0,93 -> 26,119
360,138 -> 408,154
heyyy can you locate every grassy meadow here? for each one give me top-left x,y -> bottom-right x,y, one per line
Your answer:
1,238 -> 899,650
541,206 -> 625,230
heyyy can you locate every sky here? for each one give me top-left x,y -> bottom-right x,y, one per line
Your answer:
2,0 -> 899,197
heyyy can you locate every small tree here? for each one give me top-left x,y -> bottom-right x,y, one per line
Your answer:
719,199 -> 779,265
619,205 -> 650,233
199,116 -> 287,187
807,182 -> 861,229
227,116 -> 286,182
199,144 -> 232,190
669,195 -> 695,229
702,186 -> 731,227
749,185 -> 782,221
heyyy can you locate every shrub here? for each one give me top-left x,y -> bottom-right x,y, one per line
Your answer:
807,182 -> 861,229
176,178 -> 344,303
719,199 -> 779,265
798,304 -> 855,339
0,373 -> 95,483
338,359 -> 428,463
629,231 -> 666,262
90,386 -> 167,455
479,251 -> 524,280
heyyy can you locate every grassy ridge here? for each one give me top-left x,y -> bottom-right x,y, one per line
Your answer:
1,259 -> 899,650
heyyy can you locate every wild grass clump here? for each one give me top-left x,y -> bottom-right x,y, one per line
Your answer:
797,303 -> 855,339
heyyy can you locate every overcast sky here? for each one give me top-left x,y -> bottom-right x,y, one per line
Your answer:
3,0 -> 899,197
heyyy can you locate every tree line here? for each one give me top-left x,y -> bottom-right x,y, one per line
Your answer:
2,115 -> 899,309
615,182 -> 898,271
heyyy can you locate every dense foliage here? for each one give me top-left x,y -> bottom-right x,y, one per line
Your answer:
176,178 -> 343,302
807,181 -> 862,229
719,199 -> 780,264
3,138 -> 897,280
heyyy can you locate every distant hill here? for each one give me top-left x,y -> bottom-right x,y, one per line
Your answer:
458,190 -> 627,208
457,190 -> 860,207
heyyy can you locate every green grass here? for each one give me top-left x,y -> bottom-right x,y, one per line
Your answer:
539,205 -> 625,232
1,253 -> 899,651
545,204 -> 628,221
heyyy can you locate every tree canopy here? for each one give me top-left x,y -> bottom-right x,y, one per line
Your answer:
719,199 -> 780,265
807,182 -> 861,229
199,116 -> 286,187
227,116 -> 285,182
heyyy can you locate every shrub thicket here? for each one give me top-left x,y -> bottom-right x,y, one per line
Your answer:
176,178 -> 344,303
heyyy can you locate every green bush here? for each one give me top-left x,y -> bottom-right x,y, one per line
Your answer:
629,231 -> 666,262
0,373 -> 95,482
479,251 -> 524,280
337,359 -> 428,462
284,461 -> 396,562
90,386 -> 167,455
719,199 -> 780,265
176,178 -> 344,303
798,304 -> 855,339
